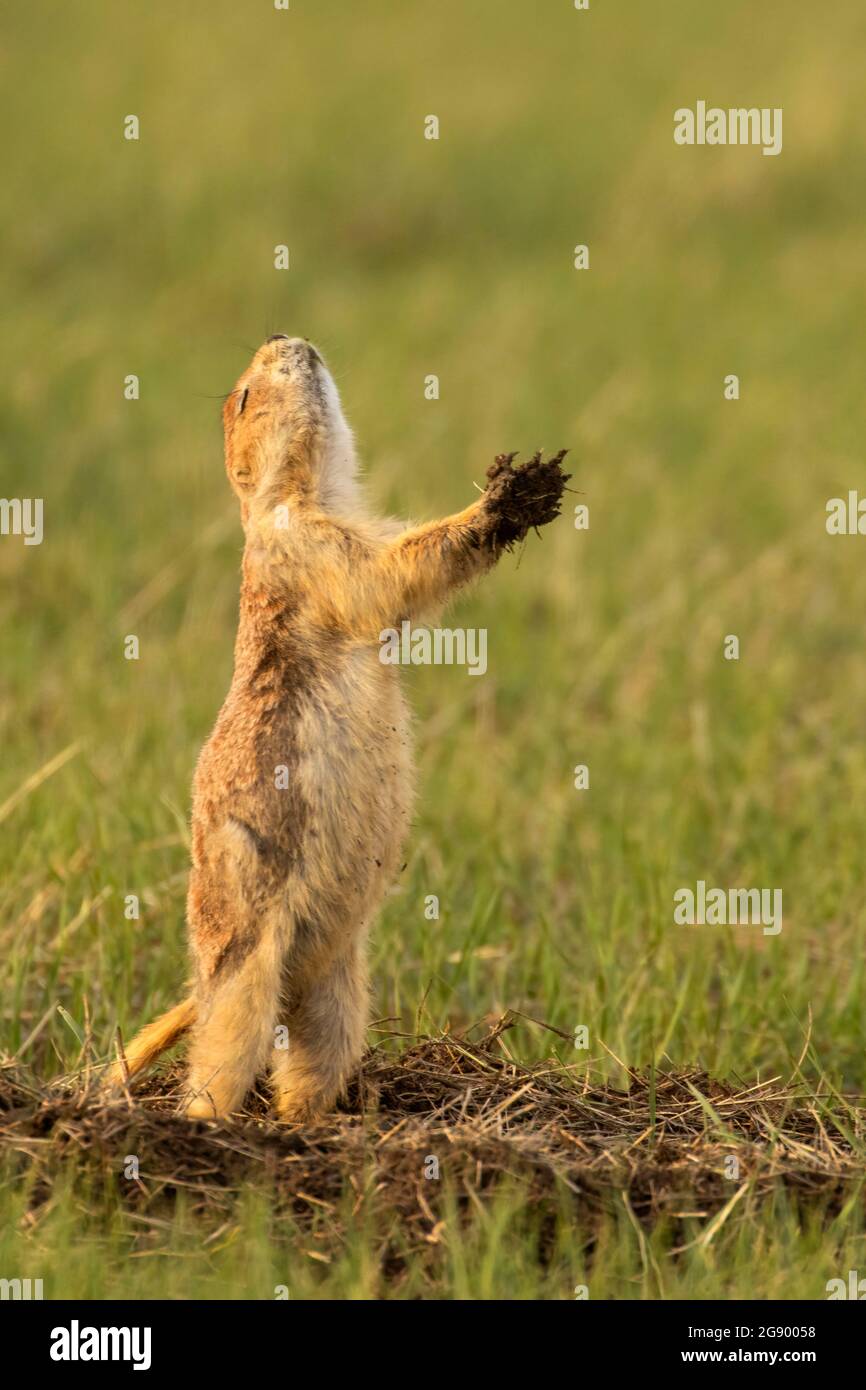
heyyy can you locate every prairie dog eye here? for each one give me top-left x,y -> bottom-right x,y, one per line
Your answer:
237,387 -> 249,415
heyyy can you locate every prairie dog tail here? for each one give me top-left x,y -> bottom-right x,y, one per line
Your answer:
105,994 -> 196,1088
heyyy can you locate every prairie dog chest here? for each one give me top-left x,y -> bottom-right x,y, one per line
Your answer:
293,645 -> 414,877
297,645 -> 412,800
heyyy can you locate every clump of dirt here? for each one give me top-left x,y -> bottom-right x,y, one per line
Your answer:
0,1017 -> 862,1254
483,449 -> 571,549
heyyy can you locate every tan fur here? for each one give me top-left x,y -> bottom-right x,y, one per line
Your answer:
108,335 -> 566,1121
106,995 -> 196,1085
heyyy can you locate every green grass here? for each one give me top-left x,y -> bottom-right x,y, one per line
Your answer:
2,1172 -> 863,1302
2,0 -> 866,1298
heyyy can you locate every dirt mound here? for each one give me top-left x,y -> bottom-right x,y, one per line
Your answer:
1,1017 -> 861,1244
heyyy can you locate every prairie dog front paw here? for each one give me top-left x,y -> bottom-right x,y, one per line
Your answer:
482,449 -> 570,549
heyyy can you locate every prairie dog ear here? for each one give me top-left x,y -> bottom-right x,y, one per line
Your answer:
227,436 -> 257,495
236,387 -> 249,416
230,457 -> 254,490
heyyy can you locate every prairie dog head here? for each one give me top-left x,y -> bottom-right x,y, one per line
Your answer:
223,336 -> 359,523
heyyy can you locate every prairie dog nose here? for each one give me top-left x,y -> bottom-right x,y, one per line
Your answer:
272,335 -> 319,359
268,335 -> 307,350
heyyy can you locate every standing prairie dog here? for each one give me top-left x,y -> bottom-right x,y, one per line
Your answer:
108,335 -> 568,1120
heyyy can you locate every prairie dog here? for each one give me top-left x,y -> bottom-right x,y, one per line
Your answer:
108,335 -> 568,1120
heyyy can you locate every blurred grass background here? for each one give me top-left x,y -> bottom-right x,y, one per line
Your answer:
1,0 -> 866,1297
